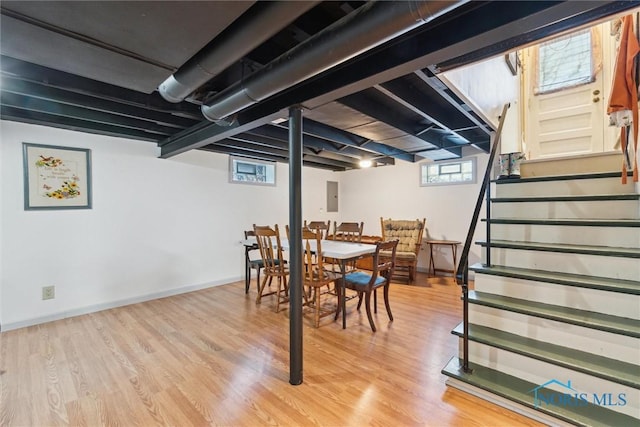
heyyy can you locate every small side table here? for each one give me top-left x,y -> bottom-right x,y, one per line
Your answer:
426,240 -> 461,277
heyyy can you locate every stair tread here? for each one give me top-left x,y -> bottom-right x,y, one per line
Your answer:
484,218 -> 640,227
477,239 -> 640,258
492,194 -> 640,202
468,290 -> 640,337
452,323 -> 640,388
492,171 -> 634,184
469,263 -> 640,294
442,357 -> 639,427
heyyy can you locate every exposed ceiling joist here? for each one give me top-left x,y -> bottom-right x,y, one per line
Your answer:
3,1 -> 638,171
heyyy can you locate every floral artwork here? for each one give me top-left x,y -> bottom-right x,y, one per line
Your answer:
23,143 -> 92,210
35,155 -> 64,168
43,176 -> 81,199
34,155 -> 82,199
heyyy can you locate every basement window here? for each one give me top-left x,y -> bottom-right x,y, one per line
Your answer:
229,156 -> 276,186
534,28 -> 598,94
420,158 -> 476,186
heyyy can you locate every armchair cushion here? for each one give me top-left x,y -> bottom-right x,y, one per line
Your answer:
381,250 -> 416,261
344,271 -> 386,288
380,218 -> 426,282
248,259 -> 265,268
381,219 -> 425,253
250,259 -> 283,268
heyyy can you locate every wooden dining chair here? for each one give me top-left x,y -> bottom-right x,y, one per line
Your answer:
253,224 -> 289,312
332,221 -> 363,242
300,228 -> 342,327
325,221 -> 364,273
304,220 -> 331,239
244,230 -> 263,294
342,239 -> 398,332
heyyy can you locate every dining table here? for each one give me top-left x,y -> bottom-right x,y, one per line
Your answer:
242,236 -> 377,329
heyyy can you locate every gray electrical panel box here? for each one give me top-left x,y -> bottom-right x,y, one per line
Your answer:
327,181 -> 338,212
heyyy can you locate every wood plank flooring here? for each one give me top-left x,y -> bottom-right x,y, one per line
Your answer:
0,273 -> 543,426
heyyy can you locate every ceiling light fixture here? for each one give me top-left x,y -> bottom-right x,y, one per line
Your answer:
359,159 -> 373,168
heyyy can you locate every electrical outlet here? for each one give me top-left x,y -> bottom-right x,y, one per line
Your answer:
42,286 -> 55,300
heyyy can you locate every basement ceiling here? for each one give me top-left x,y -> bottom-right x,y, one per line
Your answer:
2,1 -> 638,171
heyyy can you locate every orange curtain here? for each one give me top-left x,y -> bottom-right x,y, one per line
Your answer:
607,14 -> 640,183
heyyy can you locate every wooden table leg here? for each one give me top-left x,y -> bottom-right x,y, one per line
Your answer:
451,243 -> 458,275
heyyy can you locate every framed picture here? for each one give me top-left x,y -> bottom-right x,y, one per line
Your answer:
23,143 -> 92,210
505,51 -> 518,76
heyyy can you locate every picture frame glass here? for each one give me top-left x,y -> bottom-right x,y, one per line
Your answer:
229,156 -> 276,186
23,143 -> 92,210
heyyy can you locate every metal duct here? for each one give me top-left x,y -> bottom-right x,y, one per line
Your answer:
201,0 -> 468,124
158,1 -> 320,103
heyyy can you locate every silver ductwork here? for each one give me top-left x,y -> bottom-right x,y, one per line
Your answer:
201,0 -> 468,124
158,1 -> 320,103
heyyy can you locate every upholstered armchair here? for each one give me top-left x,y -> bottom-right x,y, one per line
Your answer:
380,218 -> 426,282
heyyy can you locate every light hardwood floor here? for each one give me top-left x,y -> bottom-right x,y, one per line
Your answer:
0,273 -> 543,426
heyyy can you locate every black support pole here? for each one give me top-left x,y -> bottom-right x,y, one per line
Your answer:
288,105 -> 303,385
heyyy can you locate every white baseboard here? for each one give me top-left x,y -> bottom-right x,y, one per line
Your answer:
445,378 -> 575,427
0,275 -> 241,332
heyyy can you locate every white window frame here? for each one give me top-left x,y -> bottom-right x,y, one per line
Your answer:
420,158 -> 476,186
229,156 -> 276,186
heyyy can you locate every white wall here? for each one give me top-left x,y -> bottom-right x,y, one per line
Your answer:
340,154 -> 488,273
441,55 -> 521,153
1,120 -> 487,330
0,121 -> 339,330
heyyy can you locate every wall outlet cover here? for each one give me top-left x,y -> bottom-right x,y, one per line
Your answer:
42,286 -> 55,300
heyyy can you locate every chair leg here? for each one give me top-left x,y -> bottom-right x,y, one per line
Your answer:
356,292 -> 363,310
302,284 -> 310,306
245,260 -> 250,294
373,289 -> 377,313
383,284 -> 393,321
256,275 -> 272,304
315,285 -> 321,328
275,275 -> 288,313
364,291 -> 376,332
276,276 -> 283,312
255,268 -> 261,293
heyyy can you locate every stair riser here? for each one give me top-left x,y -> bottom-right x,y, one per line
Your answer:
490,224 -> 640,249
486,248 -> 640,281
495,177 -> 638,197
459,340 -> 640,419
473,274 -> 640,320
492,200 -> 640,220
469,306 -> 640,364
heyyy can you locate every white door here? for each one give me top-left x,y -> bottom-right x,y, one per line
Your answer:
525,26 -> 605,159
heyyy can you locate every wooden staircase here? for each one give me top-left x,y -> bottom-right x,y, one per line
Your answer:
442,171 -> 640,426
